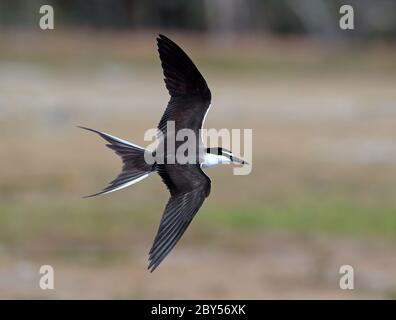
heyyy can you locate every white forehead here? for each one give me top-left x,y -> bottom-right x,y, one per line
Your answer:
221,149 -> 233,156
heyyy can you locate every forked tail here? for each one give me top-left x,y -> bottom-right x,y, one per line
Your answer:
79,126 -> 156,197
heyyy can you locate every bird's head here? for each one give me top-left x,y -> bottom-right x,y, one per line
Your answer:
206,147 -> 249,165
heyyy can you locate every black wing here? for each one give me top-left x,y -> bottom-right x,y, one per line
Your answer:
148,164 -> 211,272
156,34 -> 212,136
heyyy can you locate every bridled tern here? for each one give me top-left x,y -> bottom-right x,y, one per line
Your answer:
80,34 -> 248,271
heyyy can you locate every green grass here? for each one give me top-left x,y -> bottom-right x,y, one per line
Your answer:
0,201 -> 155,240
0,196 -> 395,244
200,197 -> 396,238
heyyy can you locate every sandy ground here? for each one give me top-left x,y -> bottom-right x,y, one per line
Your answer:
0,231 -> 395,299
1,32 -> 396,299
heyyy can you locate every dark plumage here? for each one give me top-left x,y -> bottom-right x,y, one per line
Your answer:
148,35 -> 212,271
157,34 -> 211,137
81,35 -> 247,272
78,126 -> 155,198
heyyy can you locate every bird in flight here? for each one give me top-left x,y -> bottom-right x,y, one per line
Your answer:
80,34 -> 248,272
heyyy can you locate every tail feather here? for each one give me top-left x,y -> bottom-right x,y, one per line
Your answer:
79,126 -> 156,197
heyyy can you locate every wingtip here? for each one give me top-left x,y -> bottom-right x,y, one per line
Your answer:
147,259 -> 158,273
156,34 -> 164,43
157,34 -> 174,47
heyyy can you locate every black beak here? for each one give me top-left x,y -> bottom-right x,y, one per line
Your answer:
232,156 -> 249,165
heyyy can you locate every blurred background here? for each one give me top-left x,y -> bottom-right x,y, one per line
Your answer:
0,0 -> 396,299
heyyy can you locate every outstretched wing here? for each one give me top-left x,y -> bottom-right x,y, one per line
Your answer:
149,35 -> 213,271
156,34 -> 212,136
148,164 -> 211,272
